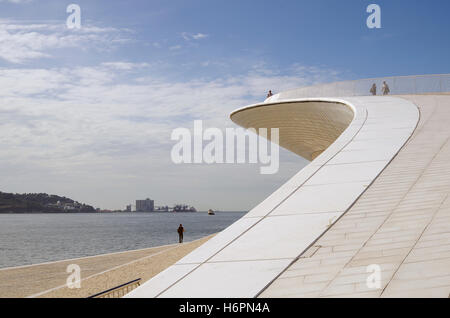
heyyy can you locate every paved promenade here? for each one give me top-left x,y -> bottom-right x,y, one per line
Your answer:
0,235 -> 213,298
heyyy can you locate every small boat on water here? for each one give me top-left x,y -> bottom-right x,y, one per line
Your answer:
208,209 -> 215,215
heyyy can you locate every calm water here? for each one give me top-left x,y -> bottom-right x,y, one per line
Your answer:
0,212 -> 246,269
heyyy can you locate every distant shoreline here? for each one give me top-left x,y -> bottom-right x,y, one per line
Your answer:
0,211 -> 246,214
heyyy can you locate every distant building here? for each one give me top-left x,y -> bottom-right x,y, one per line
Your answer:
126,204 -> 132,212
136,198 -> 154,212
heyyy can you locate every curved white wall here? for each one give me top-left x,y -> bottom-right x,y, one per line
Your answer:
126,96 -> 419,298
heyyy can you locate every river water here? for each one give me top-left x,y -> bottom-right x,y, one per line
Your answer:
0,211 -> 246,268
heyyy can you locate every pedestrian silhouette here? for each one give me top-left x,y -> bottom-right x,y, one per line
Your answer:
370,83 -> 377,96
382,81 -> 390,95
177,224 -> 184,243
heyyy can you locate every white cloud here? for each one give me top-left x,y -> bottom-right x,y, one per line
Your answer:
0,60 -> 344,210
0,0 -> 33,3
181,32 -> 209,41
101,62 -> 150,71
0,20 -> 129,63
192,33 -> 208,40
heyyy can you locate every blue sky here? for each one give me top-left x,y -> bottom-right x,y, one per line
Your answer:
2,0 -> 450,78
0,0 -> 449,210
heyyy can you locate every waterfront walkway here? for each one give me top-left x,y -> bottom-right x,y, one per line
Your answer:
0,235 -> 213,298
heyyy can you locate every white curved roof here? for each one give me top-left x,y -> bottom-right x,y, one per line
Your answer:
126,94 -> 429,298
261,94 -> 450,298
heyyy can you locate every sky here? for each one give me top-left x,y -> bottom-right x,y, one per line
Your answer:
0,0 -> 449,211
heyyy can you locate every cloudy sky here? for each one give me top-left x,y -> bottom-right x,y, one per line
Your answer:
1,0 -> 450,211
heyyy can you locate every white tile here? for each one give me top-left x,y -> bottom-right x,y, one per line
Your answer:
272,182 -> 368,215
244,185 -> 300,218
359,122 -> 417,132
363,118 -> 417,128
354,129 -> 413,142
125,264 -> 198,298
210,213 -> 342,261
305,161 -> 387,185
343,139 -> 406,152
244,165 -> 321,218
159,259 -> 292,298
327,146 -> 401,164
364,105 -> 419,119
310,141 -> 350,166
176,217 -> 261,264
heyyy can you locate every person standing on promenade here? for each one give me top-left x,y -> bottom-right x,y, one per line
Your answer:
177,224 -> 184,243
382,81 -> 390,95
370,83 -> 377,96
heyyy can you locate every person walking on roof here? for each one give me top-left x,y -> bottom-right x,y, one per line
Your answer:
381,81 -> 390,95
370,83 -> 377,96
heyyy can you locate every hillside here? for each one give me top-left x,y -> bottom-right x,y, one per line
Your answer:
0,192 -> 95,213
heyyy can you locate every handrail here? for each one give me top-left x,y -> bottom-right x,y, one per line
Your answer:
268,73 -> 450,102
87,278 -> 141,298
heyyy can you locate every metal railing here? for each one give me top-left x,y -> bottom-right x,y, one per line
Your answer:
87,278 -> 141,298
268,73 -> 450,101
